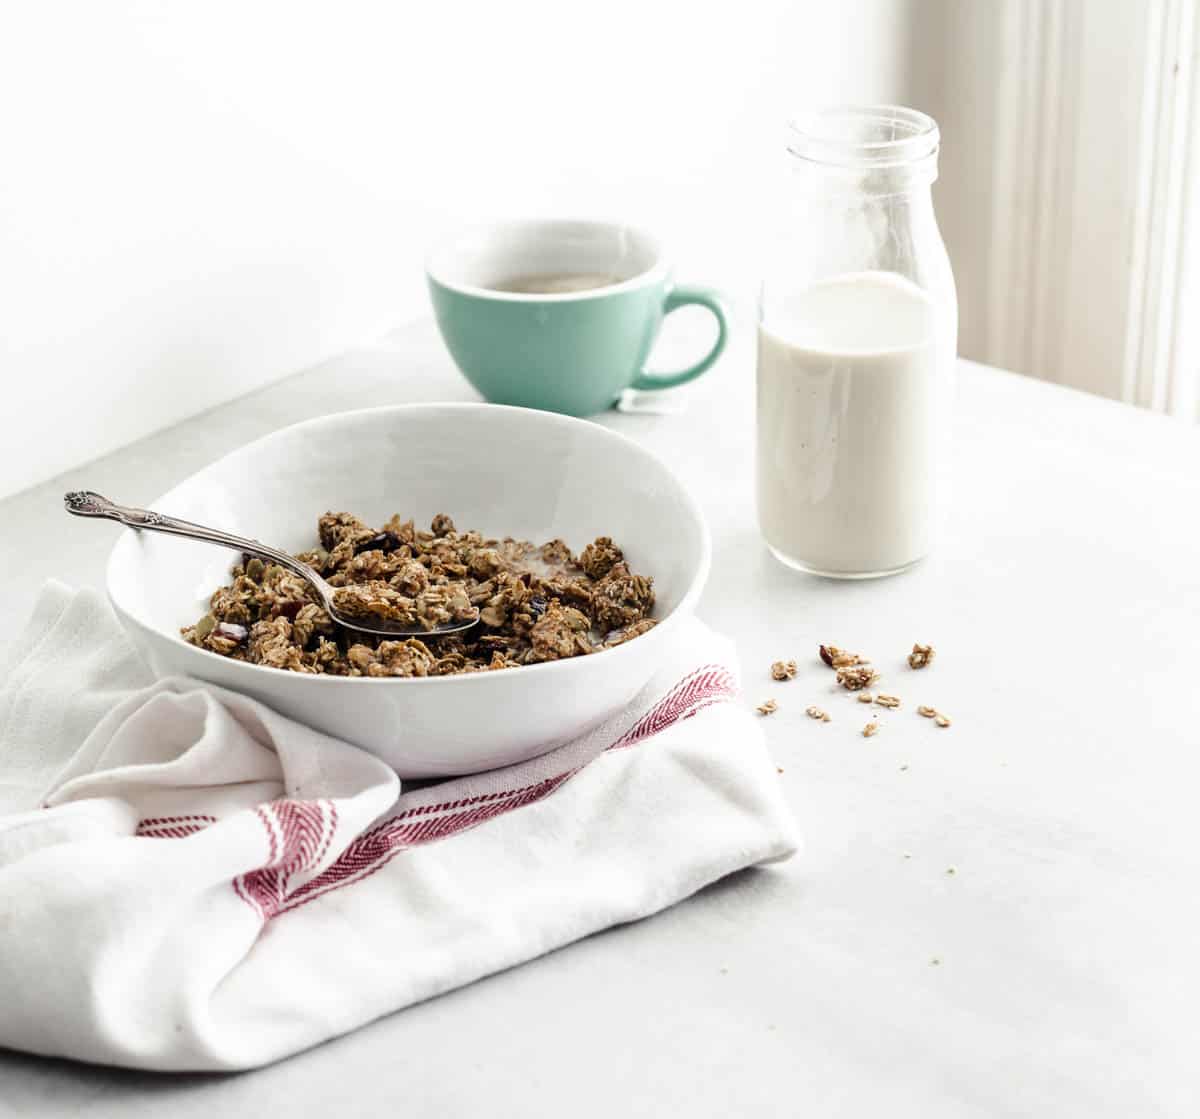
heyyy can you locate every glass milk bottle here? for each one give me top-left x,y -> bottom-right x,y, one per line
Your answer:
757,105 -> 957,578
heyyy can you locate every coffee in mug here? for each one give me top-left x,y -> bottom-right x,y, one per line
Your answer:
489,272 -> 623,295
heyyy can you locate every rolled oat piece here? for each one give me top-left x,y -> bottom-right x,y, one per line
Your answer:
908,643 -> 935,669
603,618 -> 657,648
771,659 -> 798,681
539,538 -> 576,567
468,548 -> 505,579
248,618 -> 311,673
347,639 -> 436,678
331,582 -> 419,626
318,511 -> 371,550
836,664 -> 878,691
292,602 -> 335,647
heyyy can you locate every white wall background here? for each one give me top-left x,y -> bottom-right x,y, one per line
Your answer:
6,0 -> 1189,501
0,0 -> 919,500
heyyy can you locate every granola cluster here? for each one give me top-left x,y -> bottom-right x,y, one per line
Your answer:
182,512 -> 656,677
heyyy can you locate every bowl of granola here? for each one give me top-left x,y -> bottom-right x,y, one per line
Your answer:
106,404 -> 710,776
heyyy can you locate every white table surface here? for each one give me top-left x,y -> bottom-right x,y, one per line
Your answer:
2,315 -> 1199,1118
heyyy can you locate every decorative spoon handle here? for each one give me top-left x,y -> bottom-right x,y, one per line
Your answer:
63,490 -> 314,580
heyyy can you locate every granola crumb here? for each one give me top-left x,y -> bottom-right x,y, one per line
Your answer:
770,659 -> 798,681
875,694 -> 901,708
862,721 -> 880,738
902,852 -> 912,859
935,713 -> 952,728
805,705 -> 831,722
820,644 -> 865,669
917,705 -> 938,718
946,866 -> 957,875
837,664 -> 878,691
857,692 -> 874,704
757,699 -> 778,716
899,763 -> 909,771
776,767 -> 784,774
930,957 -> 941,967
908,643 -> 935,669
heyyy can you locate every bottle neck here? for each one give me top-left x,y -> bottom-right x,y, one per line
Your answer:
786,105 -> 940,201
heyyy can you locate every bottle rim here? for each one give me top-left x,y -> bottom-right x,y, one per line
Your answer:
787,105 -> 940,170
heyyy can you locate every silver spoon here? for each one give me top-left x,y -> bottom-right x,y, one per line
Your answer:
64,490 -> 481,638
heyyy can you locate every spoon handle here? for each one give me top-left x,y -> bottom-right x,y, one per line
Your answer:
63,491 -> 318,582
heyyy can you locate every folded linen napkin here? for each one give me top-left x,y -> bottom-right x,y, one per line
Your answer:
0,581 -> 798,1071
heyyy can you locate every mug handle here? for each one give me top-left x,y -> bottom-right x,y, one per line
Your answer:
630,284 -> 728,391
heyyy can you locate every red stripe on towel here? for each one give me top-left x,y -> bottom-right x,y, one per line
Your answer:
135,663 -> 737,922
134,814 -> 217,839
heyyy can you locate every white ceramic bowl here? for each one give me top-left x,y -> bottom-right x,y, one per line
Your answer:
107,404 -> 710,777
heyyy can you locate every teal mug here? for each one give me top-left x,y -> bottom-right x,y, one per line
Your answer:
427,219 -> 728,416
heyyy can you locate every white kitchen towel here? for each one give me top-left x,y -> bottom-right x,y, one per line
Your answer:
0,581 -> 798,1072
